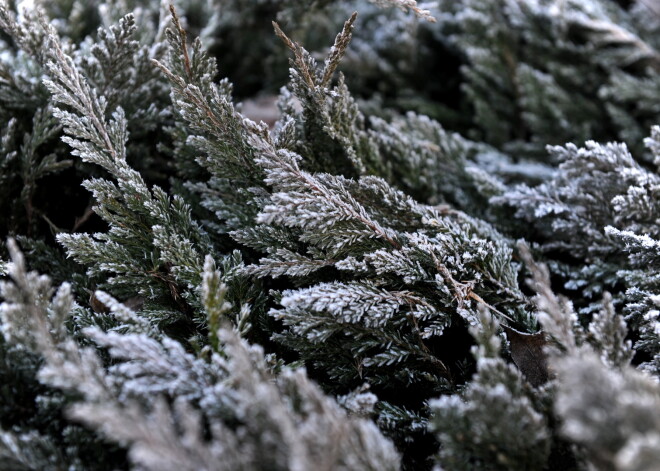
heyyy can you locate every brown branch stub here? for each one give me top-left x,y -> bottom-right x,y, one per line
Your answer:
272,20 -> 316,89
168,4 -> 192,79
72,201 -> 95,232
149,262 -> 196,319
271,20 -> 296,52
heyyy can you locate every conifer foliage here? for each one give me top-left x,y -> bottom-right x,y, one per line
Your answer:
0,0 -> 659,470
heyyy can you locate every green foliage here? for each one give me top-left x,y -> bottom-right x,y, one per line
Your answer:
438,0 -> 660,158
1,239 -> 400,470
1,0 -> 660,470
429,310 -> 551,471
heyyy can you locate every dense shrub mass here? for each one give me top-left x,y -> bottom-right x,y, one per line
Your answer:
1,0 -> 659,470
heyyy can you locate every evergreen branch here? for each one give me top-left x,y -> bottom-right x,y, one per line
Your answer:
167,5 -> 192,80
322,12 -> 358,87
272,21 -> 316,89
369,0 -> 437,22
42,14 -> 209,324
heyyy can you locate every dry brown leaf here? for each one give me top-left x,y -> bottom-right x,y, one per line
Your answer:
502,325 -> 549,387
